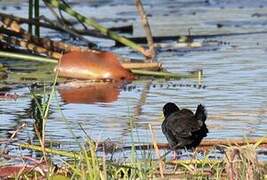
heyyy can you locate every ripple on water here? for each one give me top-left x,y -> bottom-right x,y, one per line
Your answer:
0,0 -> 267,156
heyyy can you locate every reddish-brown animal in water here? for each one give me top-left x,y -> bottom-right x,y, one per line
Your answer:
56,51 -> 135,81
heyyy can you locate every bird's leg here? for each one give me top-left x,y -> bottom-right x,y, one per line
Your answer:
172,150 -> 176,159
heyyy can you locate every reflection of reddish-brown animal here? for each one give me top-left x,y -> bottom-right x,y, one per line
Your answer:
57,51 -> 135,81
59,82 -> 120,104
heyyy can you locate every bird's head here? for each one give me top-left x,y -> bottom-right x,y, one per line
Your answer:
163,102 -> 179,118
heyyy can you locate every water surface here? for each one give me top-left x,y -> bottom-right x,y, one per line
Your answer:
0,0 -> 267,153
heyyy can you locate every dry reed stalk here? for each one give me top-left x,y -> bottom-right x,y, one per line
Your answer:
0,33 -> 61,59
121,62 -> 162,71
224,145 -> 264,180
200,138 -> 267,148
0,15 -> 87,52
149,124 -> 164,178
135,0 -> 155,60
167,159 -> 222,165
120,137 -> 267,150
33,123 -> 48,162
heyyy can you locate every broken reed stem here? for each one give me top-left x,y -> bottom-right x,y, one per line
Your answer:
135,0 -> 156,61
0,27 -> 84,52
0,15 -> 23,33
121,62 -> 162,71
200,138 -> 267,148
0,33 -> 62,59
119,137 -> 267,151
149,124 -> 164,178
0,16 -> 88,52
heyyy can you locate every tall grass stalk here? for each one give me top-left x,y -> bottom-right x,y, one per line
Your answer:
149,124 -> 164,178
28,69 -> 58,161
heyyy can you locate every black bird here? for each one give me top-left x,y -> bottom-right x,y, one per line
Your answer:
162,102 -> 208,150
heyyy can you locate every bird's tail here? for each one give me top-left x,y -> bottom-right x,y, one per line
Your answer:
195,104 -> 207,122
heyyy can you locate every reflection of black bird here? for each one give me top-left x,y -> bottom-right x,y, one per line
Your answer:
162,102 -> 208,150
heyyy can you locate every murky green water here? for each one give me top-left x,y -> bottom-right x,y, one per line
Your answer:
0,0 -> 267,155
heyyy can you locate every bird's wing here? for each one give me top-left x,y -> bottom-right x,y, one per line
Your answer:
165,111 -> 201,138
162,117 -> 180,147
